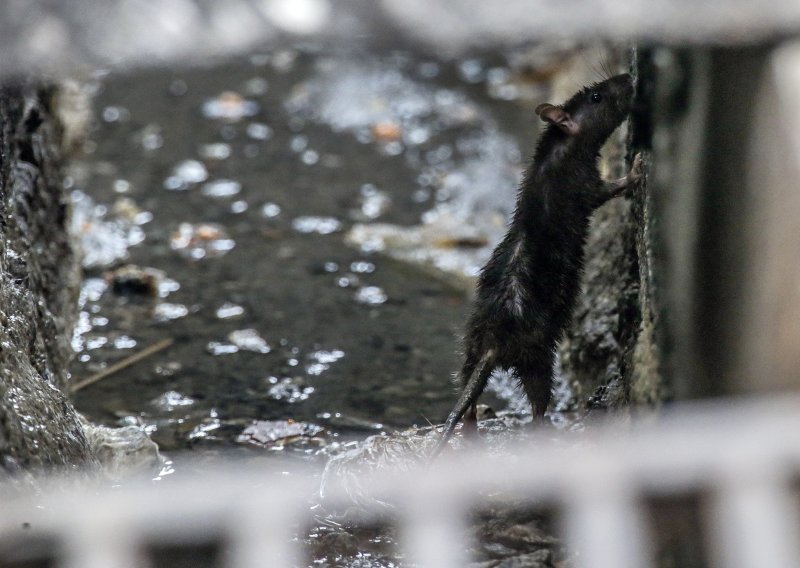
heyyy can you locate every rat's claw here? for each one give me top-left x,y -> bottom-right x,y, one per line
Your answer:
628,153 -> 644,184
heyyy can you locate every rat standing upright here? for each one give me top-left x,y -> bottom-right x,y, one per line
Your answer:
432,73 -> 643,457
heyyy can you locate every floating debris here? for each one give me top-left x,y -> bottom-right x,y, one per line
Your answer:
237,420 -> 324,449
370,121 -> 402,143
85,336 -> 108,350
228,329 -> 271,354
113,335 -> 137,349
201,179 -> 242,198
170,222 -> 235,260
105,264 -> 164,297
163,159 -> 208,191
292,216 -> 342,235
201,91 -> 259,121
206,341 -> 239,356
346,214 -> 499,290
354,286 -> 388,305
150,391 -> 195,412
205,329 -> 271,355
216,302 -> 245,319
153,303 -> 189,322
70,190 -> 146,269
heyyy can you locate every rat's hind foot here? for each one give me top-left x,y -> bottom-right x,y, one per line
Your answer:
461,403 -> 479,436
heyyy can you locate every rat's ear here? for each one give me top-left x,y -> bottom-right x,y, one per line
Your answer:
535,103 -> 579,135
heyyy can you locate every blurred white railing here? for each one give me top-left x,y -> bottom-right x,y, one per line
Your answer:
1,0 -> 800,76
3,395 -> 800,567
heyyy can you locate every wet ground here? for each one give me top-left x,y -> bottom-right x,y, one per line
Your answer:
67,43 -> 548,470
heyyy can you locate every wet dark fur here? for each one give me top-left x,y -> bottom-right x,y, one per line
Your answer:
433,74 -> 636,456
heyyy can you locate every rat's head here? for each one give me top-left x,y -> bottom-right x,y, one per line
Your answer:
535,73 -> 634,146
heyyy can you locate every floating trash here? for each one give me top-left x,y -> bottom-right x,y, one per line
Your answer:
354,286 -> 388,305
112,335 -> 137,349
170,222 -> 235,260
105,264 -> 164,297
201,91 -> 259,121
228,329 -> 271,354
291,216 -> 342,235
370,121 -> 402,143
206,341 -> 239,356
346,220 -> 492,290
163,159 -> 208,191
216,302 -> 245,319
153,303 -> 189,322
157,278 -> 180,298
150,391 -> 195,412
201,179 -> 242,198
85,336 -> 108,350
70,190 -> 144,269
236,419 -> 324,449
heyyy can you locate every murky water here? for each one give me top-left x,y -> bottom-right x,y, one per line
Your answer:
67,44 -> 549,472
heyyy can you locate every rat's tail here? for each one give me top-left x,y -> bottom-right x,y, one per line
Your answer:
430,352 -> 495,460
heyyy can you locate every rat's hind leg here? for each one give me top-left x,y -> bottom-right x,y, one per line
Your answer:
431,352 -> 495,458
517,353 -> 555,423
462,402 -> 478,436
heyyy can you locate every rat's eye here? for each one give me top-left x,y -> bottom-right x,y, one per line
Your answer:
590,92 -> 602,103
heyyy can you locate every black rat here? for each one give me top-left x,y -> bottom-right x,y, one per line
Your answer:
432,73 -> 643,457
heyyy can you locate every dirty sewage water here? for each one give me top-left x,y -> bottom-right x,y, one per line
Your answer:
57,44 -> 604,568
68,45 -> 545,472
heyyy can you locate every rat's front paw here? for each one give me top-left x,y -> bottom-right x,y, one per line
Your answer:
628,153 -> 644,184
